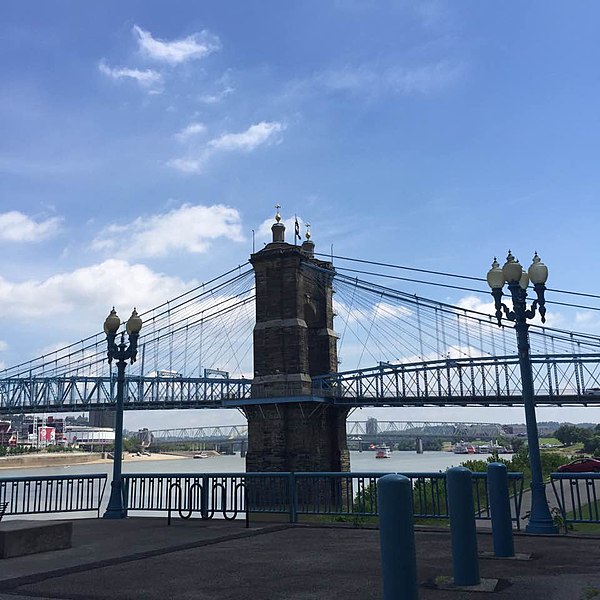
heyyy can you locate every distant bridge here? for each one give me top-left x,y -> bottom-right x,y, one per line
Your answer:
141,420 -> 514,447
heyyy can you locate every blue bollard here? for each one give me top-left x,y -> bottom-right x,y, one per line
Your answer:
377,474 -> 419,600
447,467 -> 480,586
487,462 -> 515,557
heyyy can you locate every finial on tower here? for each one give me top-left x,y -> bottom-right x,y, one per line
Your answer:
301,222 -> 315,257
271,204 -> 285,243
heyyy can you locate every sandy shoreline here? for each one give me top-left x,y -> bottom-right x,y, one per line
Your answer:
0,451 -> 189,471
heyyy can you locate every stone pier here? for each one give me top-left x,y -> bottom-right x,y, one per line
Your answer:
245,214 -> 349,474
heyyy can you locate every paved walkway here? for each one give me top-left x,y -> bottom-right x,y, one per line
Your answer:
2,518 -> 600,600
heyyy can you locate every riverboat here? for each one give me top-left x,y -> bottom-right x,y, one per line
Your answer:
453,443 -> 476,454
375,445 -> 391,459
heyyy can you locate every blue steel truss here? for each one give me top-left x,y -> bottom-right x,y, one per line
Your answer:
313,353 -> 600,407
2,353 -> 600,412
146,420 -> 511,444
0,376 -> 251,413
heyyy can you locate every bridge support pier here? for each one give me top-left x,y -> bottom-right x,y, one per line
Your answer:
247,214 -> 347,475
415,437 -> 423,454
244,404 -> 349,473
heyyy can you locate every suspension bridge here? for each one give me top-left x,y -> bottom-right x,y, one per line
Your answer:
1,263 -> 600,413
1,216 -> 600,474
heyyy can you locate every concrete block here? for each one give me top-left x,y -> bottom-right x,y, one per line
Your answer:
0,520 -> 72,558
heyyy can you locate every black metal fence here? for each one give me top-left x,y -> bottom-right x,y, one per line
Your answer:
123,471 -> 524,526
551,473 -> 600,525
0,470 -> 526,525
0,474 -> 107,517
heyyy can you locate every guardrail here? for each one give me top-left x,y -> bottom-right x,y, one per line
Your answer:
123,471 -> 524,526
0,474 -> 108,518
551,473 -> 600,525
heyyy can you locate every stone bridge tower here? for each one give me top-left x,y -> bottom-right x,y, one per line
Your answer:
244,211 -> 349,473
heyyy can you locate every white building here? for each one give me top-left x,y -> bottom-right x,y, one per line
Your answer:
65,426 -> 115,448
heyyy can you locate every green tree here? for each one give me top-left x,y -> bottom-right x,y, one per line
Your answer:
554,424 -> 583,446
583,435 -> 600,456
511,437 -> 526,453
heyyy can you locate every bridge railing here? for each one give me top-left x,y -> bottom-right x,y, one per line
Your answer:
0,474 -> 107,518
312,354 -> 600,404
551,473 -> 600,526
122,471 -> 524,526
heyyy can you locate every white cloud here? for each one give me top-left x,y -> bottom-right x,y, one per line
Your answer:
98,60 -> 162,89
168,121 -> 285,174
0,260 -> 194,320
200,71 -> 235,104
166,157 -> 205,173
133,25 -> 221,65
175,122 -> 207,142
209,122 -> 284,152
0,211 -> 61,242
373,301 -> 412,320
91,203 -> 244,259
455,295 -> 497,319
200,86 -> 234,104
291,60 -> 462,99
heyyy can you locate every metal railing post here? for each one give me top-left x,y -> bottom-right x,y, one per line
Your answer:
122,476 -> 129,518
289,472 -> 297,524
377,474 -> 419,600
447,466 -> 480,586
487,463 -> 514,557
201,476 -> 209,519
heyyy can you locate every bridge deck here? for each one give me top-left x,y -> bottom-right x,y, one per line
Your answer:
1,354 -> 600,412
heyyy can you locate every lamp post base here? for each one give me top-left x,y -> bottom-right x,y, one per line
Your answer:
102,483 -> 127,519
525,519 -> 558,535
525,482 -> 559,534
103,507 -> 127,519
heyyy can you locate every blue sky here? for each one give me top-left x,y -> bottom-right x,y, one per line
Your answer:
2,1 -> 600,429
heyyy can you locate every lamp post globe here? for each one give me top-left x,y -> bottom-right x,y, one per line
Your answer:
126,308 -> 142,335
529,253 -> 548,285
104,308 -> 120,335
486,258 -> 504,290
502,250 -> 523,284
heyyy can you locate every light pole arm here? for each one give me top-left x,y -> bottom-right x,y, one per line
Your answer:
491,288 -> 514,325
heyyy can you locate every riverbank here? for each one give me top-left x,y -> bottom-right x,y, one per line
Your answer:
0,451 -> 189,470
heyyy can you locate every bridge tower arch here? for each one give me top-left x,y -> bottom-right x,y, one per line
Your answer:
244,213 -> 349,473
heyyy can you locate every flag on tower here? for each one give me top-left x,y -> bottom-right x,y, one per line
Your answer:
295,216 -> 301,242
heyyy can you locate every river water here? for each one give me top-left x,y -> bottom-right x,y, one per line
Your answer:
0,450 -> 474,479
1,451 -> 483,521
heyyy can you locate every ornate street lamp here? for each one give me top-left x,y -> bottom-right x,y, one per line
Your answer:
102,307 -> 142,519
487,251 -> 557,534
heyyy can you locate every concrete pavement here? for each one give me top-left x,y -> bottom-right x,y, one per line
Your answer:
2,517 -> 600,599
